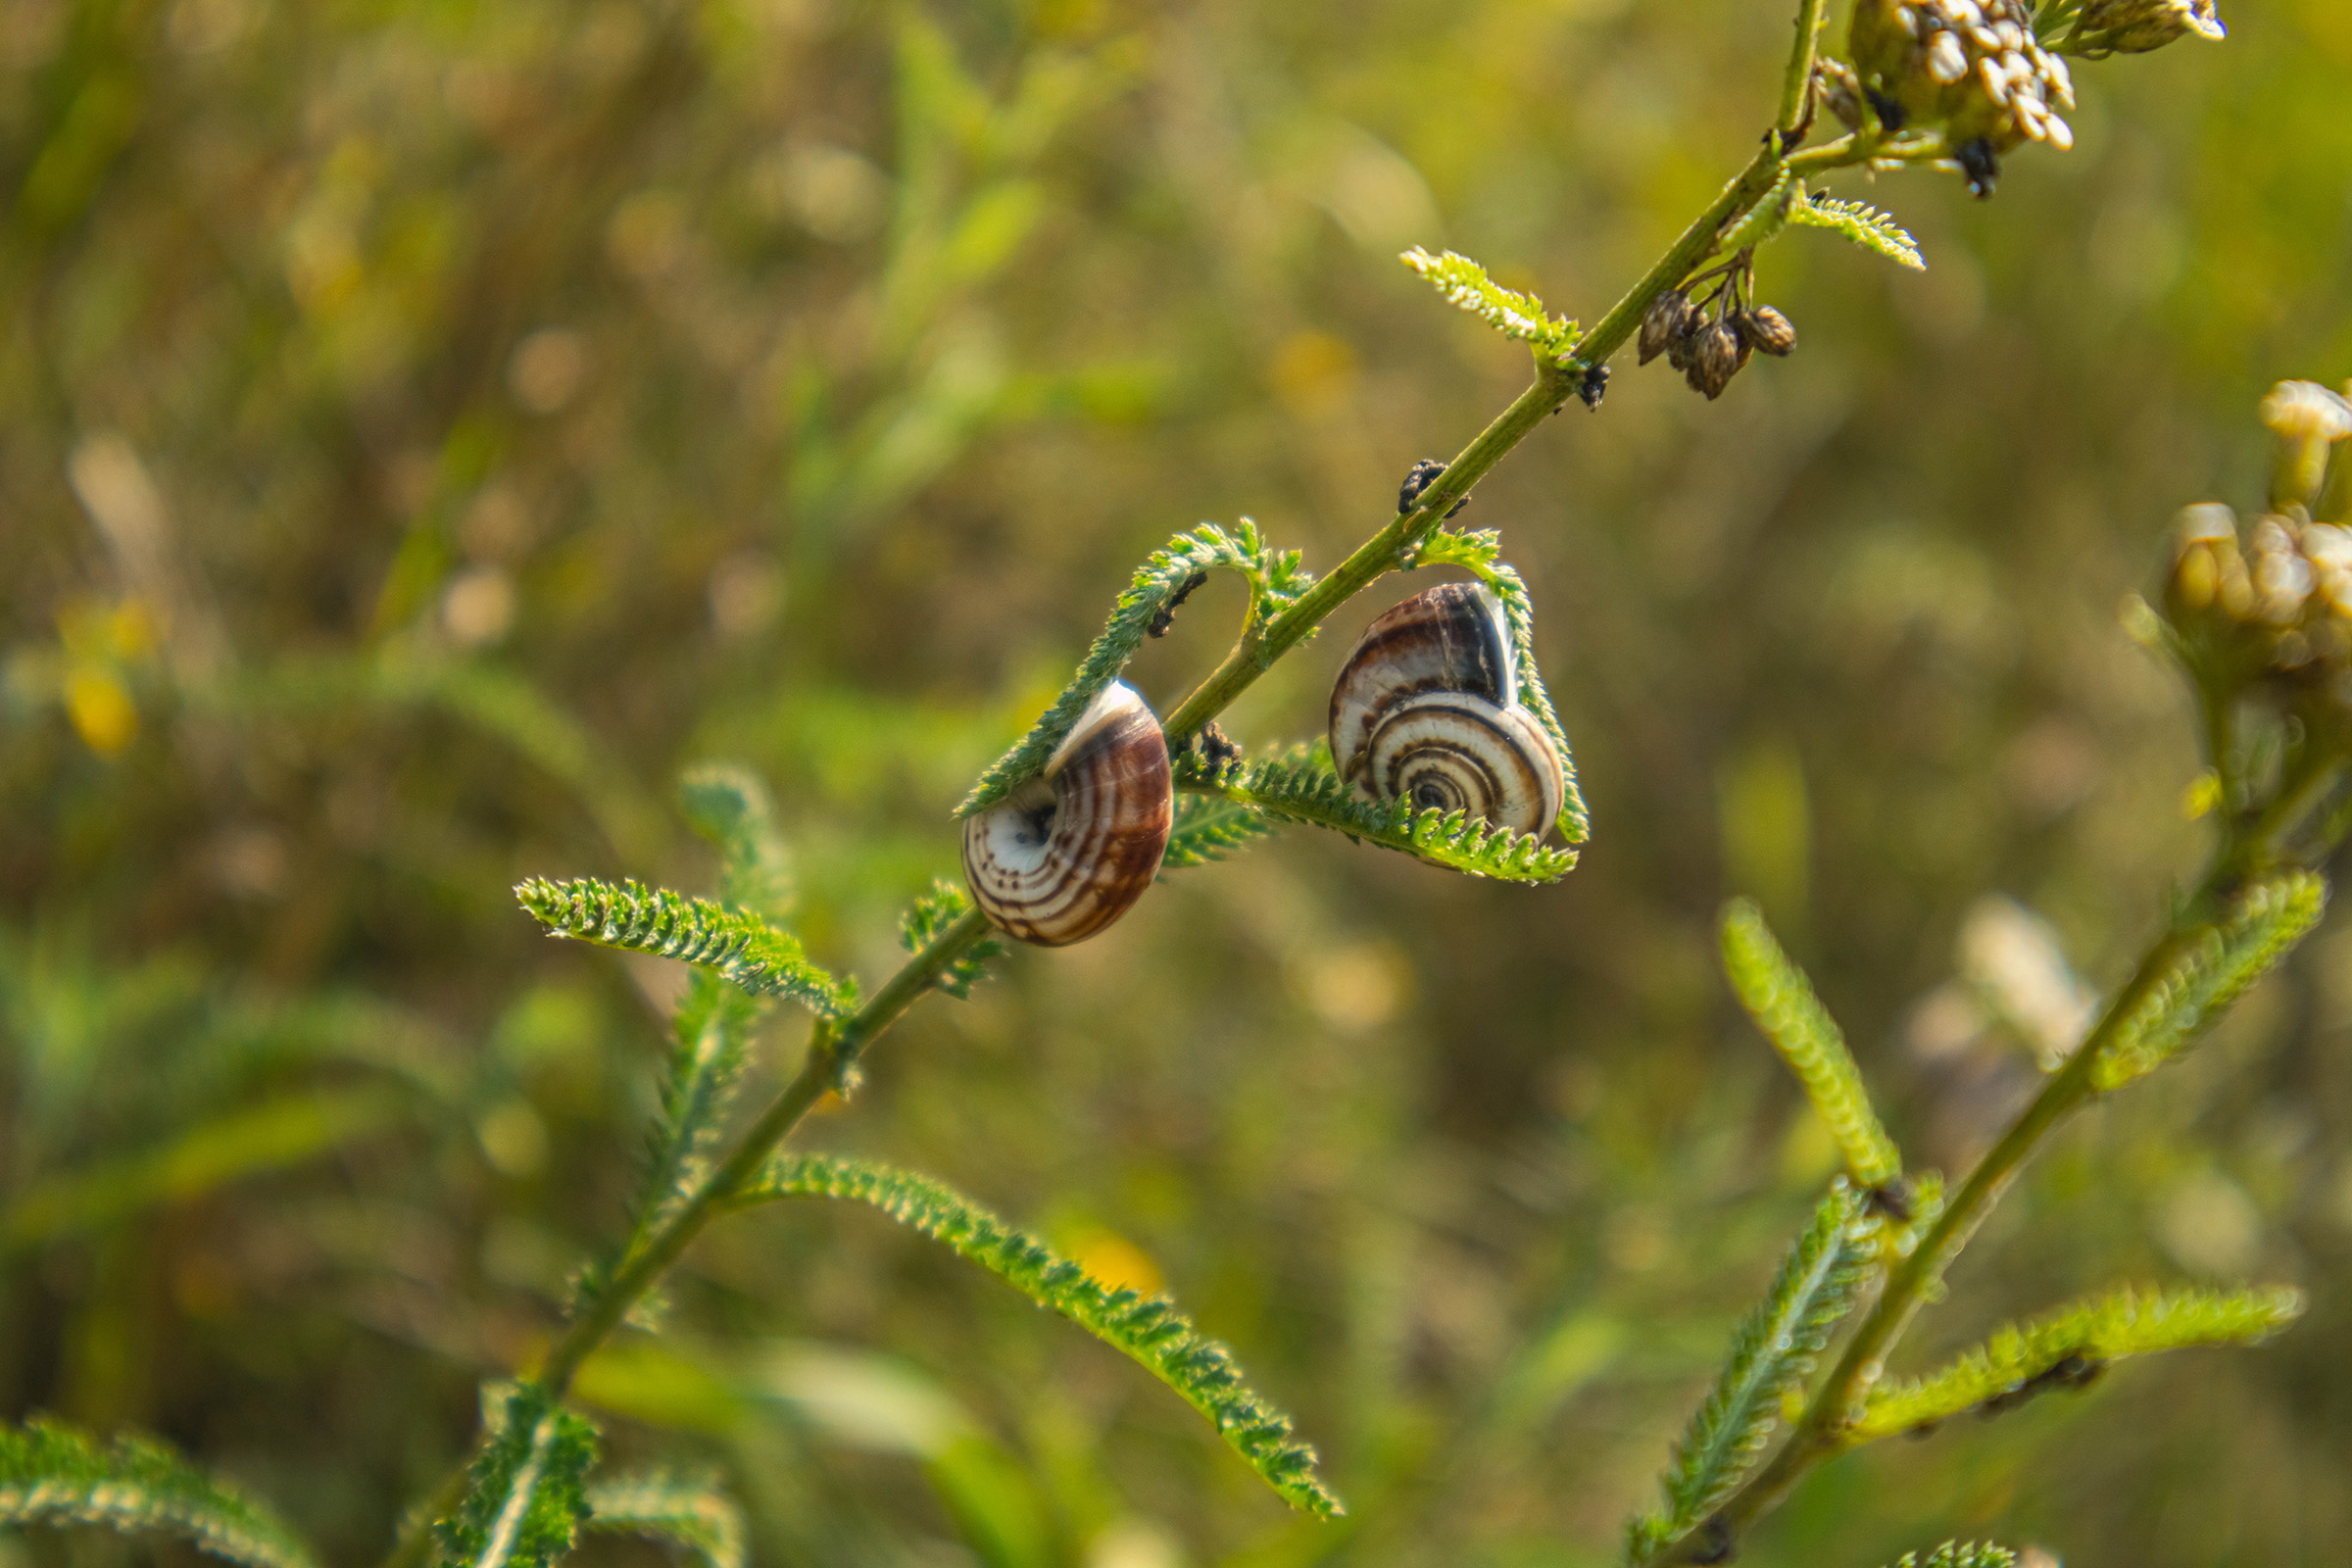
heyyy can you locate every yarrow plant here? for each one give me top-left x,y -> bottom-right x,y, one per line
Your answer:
0,3 -> 2308,1567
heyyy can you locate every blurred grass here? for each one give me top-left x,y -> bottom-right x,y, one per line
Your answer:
4,1 -> 2352,1565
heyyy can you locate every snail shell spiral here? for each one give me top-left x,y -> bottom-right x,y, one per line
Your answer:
1328,582 -> 1566,839
961,680 -> 1173,947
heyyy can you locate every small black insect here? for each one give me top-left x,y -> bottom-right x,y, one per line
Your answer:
1862,85 -> 1907,132
1956,137 -> 2000,200
1864,1179 -> 1914,1224
1687,1515 -> 1737,1566
1397,458 -> 1470,519
1978,1352 -> 2103,1417
1148,570 -> 1210,638
1577,361 -> 1610,410
1197,720 -> 1242,771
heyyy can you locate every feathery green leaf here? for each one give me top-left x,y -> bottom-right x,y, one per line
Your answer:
515,878 -> 854,1017
1788,193 -> 1925,270
736,1153 -> 1344,1518
677,764 -> 793,918
1627,1183 -> 1875,1564
630,974 -> 766,1246
1854,1284 -> 2304,1440
0,1418 -> 320,1568
1414,526 -> 1589,843
1178,744 -> 1579,883
957,521 -> 1312,817
1721,900 -> 1902,1189
434,1384 -> 600,1568
1161,791 -> 1283,871
583,1473 -> 744,1568
2093,873 -> 2326,1090
898,879 -> 1004,1000
1399,248 -> 1577,355
1874,1544 -> 2017,1568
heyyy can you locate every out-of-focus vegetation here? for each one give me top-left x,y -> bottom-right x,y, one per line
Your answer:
4,0 -> 2351,1564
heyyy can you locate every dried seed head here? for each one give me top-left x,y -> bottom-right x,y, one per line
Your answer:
1640,290 -> 1688,366
2074,0 -> 2226,54
1739,305 -> 1798,357
1690,320 -> 1741,400
1664,299 -> 1704,372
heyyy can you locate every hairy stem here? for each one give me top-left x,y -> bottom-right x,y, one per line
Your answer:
385,39 -> 1890,1563
374,909 -> 992,1568
1777,0 -> 1828,136
1644,925 -> 2198,1565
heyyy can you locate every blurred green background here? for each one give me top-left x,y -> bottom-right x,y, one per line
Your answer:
5,1 -> 2352,1564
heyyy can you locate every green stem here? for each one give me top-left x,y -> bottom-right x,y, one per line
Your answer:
1646,923 -> 2200,1566
373,908 -> 993,1568
1162,365 -> 1572,745
1777,0 -> 1828,136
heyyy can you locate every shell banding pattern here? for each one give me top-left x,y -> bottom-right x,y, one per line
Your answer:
961,680 -> 1173,947
1329,581 -> 1566,840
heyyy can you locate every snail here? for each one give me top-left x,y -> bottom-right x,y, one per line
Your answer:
1328,581 -> 1566,839
961,680 -> 1174,947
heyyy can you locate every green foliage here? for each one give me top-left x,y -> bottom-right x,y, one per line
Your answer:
677,764 -> 794,918
631,976 -> 765,1245
1854,1285 -> 2304,1440
1720,900 -> 1902,1190
2093,873 -> 2326,1090
737,1152 -> 1344,1519
434,1384 -> 600,1568
0,1417 -> 320,1568
583,1472 -> 745,1568
1398,248 -> 1577,356
1718,169 -> 1800,254
515,877 -> 854,1017
1414,526 -> 1590,842
0,1086 -> 405,1256
1161,791 -> 1283,871
899,879 -> 1004,1000
956,521 -> 1313,817
202,651 -> 662,863
1177,745 -> 1580,882
1627,1183 -> 1875,1564
1875,1545 -> 2017,1568
1789,193 -> 1925,270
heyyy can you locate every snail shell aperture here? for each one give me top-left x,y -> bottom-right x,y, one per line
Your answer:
961,680 -> 1173,947
1328,582 -> 1566,839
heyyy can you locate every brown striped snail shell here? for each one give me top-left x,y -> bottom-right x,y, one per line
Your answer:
961,680 -> 1173,947
1328,581 -> 1566,839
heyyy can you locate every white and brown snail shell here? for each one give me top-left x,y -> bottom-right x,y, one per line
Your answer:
961,680 -> 1173,947
1328,582 -> 1566,839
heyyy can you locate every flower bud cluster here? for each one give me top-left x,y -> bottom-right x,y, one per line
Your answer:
2066,0 -> 2225,57
2163,382 -> 2352,721
1846,0 -> 2077,197
1637,260 -> 1794,402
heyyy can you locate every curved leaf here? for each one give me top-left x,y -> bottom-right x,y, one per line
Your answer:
956,521 -> 1312,817
1178,745 -> 1578,883
0,1417 -> 319,1568
515,877 -> 853,1017
734,1153 -> 1344,1518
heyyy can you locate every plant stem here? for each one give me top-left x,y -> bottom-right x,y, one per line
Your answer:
1162,364 -> 1572,745
385,44 -> 1892,1563
1160,135 -> 1891,750
373,908 -> 992,1568
1778,0 -> 1828,136
1645,925 -> 2198,1566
